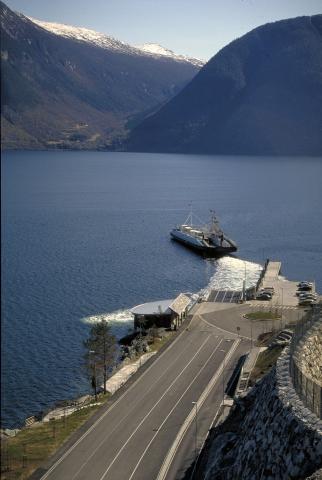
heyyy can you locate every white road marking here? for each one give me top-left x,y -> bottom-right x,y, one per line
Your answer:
127,339 -> 227,480
69,334 -> 205,480
97,336 -> 213,480
39,317 -> 198,479
157,339 -> 240,480
198,314 -> 252,341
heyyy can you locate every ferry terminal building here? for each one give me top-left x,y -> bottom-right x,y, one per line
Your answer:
131,293 -> 193,331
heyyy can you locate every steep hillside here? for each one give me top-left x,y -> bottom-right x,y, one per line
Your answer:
127,15 -> 322,156
0,1 -> 201,150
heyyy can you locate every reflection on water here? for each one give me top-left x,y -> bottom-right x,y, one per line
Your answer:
205,257 -> 262,291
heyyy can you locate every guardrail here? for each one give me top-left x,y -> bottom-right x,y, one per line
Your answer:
289,305 -> 322,419
255,258 -> 270,292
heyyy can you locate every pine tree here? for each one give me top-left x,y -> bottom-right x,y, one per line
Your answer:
84,320 -> 117,397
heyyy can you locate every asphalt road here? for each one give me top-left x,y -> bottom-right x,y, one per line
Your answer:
38,309 -> 248,480
163,339 -> 247,480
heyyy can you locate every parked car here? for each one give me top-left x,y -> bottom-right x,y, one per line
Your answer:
259,287 -> 275,296
298,293 -> 317,300
276,330 -> 293,342
260,287 -> 275,293
269,329 -> 293,347
297,285 -> 313,292
256,292 -> 272,300
299,298 -> 317,306
297,281 -> 313,288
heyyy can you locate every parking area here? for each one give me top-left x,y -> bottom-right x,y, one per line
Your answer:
207,261 -> 319,308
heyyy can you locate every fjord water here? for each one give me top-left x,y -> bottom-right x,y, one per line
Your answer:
2,151 -> 322,428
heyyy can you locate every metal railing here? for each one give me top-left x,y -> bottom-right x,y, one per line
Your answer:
289,305 -> 322,419
255,258 -> 269,292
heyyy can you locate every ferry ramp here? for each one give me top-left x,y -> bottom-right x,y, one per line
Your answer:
262,261 -> 282,287
208,289 -> 243,303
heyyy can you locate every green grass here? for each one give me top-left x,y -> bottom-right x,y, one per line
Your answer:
245,311 -> 281,321
1,330 -> 177,480
148,331 -> 176,353
249,345 -> 284,385
1,395 -> 110,480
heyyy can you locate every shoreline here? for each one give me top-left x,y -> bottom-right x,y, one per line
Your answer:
1,259 -> 265,431
3,255 -> 310,432
1,326 -> 177,434
1,272 -> 320,479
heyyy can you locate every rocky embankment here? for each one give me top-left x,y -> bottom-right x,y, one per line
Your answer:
203,346 -> 322,479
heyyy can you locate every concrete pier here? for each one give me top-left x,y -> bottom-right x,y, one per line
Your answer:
255,260 -> 315,308
262,261 -> 282,286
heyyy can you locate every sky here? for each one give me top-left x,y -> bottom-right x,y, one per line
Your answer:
4,0 -> 322,60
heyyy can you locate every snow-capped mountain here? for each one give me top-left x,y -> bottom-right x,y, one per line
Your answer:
29,17 -> 139,55
29,18 -> 204,68
1,1 -> 201,150
134,43 -> 204,67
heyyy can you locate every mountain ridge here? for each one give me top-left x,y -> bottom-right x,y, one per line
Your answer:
1,1 -> 201,150
127,15 -> 322,156
29,17 -> 204,67
134,43 -> 204,67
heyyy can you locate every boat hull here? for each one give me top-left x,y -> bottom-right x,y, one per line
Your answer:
170,231 -> 237,257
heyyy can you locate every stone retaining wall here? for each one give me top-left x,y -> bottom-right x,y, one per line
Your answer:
204,347 -> 322,479
291,312 -> 322,419
296,325 -> 322,384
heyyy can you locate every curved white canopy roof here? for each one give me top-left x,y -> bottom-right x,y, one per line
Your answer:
131,299 -> 174,316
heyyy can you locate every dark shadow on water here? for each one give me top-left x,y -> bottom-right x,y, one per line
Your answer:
170,238 -> 238,262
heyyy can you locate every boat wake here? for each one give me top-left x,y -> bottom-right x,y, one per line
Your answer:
81,257 -> 262,335
202,256 -> 262,294
82,309 -> 134,338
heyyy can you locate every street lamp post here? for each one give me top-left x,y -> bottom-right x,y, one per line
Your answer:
220,350 -> 226,402
250,320 -> 253,349
280,287 -> 284,328
281,287 -> 284,309
242,261 -> 247,302
192,401 -> 198,463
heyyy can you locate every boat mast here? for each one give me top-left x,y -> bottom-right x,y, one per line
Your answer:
184,203 -> 194,226
210,209 -> 216,229
210,209 -> 222,235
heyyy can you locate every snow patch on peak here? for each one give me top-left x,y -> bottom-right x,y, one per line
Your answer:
135,43 -> 205,67
28,17 -> 134,54
137,43 -> 176,57
28,17 -> 204,68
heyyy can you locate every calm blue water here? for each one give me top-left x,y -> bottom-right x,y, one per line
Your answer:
1,151 -> 322,428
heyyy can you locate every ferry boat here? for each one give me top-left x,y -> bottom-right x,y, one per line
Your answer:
170,209 -> 237,256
